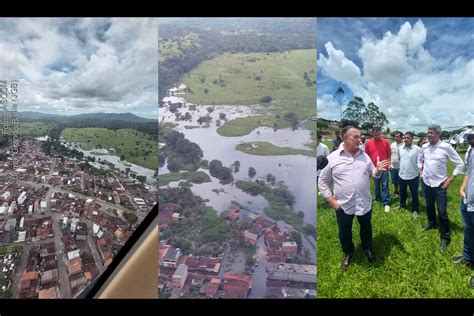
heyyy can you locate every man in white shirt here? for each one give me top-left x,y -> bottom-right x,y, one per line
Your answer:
317,134 -> 330,180
319,126 -> 388,269
390,131 -> 404,195
397,132 -> 420,219
453,133 -> 474,268
417,124 -> 465,252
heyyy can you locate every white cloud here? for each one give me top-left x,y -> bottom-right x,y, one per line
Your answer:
0,18 -> 158,117
318,19 -> 473,132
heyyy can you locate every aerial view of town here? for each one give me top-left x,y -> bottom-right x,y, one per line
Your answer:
158,18 -> 317,299
0,18 -> 158,298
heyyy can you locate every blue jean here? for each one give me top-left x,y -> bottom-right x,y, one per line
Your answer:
391,168 -> 400,188
399,176 -> 419,212
374,170 -> 390,206
424,182 -> 450,242
460,199 -> 474,262
336,209 -> 373,255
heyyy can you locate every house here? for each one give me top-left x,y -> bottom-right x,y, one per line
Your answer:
243,229 -> 259,246
222,272 -> 252,298
67,258 -> 82,276
38,287 -> 58,299
281,241 -> 298,254
205,278 -> 221,297
159,244 -> 181,268
172,264 -> 188,290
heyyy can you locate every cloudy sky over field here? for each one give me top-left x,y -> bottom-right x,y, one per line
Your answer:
0,18 -> 158,118
317,18 -> 473,132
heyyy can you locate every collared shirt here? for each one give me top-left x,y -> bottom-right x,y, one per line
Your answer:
398,144 -> 420,180
318,148 -> 380,216
417,140 -> 465,187
317,143 -> 330,177
390,141 -> 404,169
466,149 -> 474,212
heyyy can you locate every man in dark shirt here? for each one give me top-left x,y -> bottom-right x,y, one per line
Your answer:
332,130 -> 343,151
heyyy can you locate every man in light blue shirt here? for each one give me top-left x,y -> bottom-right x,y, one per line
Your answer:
397,131 -> 421,219
453,133 -> 474,268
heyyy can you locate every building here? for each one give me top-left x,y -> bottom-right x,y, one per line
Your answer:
243,229 -> 259,246
267,263 -> 316,284
205,278 -> 221,297
159,244 -> 181,268
222,272 -> 252,298
281,241 -> 298,254
172,264 -> 188,290
38,287 -> 58,299
17,191 -> 27,205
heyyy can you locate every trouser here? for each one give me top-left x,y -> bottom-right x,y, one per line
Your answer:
424,182 -> 450,242
391,168 -> 400,190
374,170 -> 390,205
460,199 -> 474,262
399,176 -> 419,212
336,209 -> 372,255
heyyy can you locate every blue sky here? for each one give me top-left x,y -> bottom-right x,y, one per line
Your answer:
0,18 -> 158,118
317,18 -> 474,132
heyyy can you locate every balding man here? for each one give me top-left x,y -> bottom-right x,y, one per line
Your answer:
319,126 -> 388,269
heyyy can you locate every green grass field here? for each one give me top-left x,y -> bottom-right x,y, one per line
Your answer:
235,141 -> 314,157
20,121 -> 55,137
158,171 -> 211,187
317,161 -> 474,298
182,50 -> 315,106
159,33 -> 199,62
216,115 -> 292,137
61,128 -> 158,171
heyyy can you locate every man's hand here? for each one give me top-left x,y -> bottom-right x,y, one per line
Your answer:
460,188 -> 466,199
326,196 -> 340,211
376,156 -> 389,173
442,176 -> 455,189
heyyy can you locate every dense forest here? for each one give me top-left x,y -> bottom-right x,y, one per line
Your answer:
159,18 -> 316,94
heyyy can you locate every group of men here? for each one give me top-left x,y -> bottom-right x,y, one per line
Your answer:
317,125 -> 473,279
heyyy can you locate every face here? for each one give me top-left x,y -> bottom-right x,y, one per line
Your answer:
427,128 -> 440,144
372,130 -> 381,140
335,132 -> 340,139
404,134 -> 413,146
317,137 -> 321,145
394,133 -> 403,143
361,136 -> 366,143
469,137 -> 474,147
344,128 -> 361,153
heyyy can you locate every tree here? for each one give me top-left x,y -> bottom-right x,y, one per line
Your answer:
219,113 -> 226,120
203,88 -> 209,94
248,167 -> 256,178
184,112 -> 192,121
266,173 -> 276,183
343,97 -> 388,134
260,96 -> 272,103
207,106 -> 214,113
335,86 -> 345,123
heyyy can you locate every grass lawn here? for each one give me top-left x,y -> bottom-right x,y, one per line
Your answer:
182,50 -> 316,136
158,171 -> 211,187
20,121 -> 55,137
236,141 -> 314,157
217,115 -> 291,137
317,161 -> 474,298
61,127 -> 158,171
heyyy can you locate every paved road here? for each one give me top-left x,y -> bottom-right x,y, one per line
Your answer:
50,213 -> 72,298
